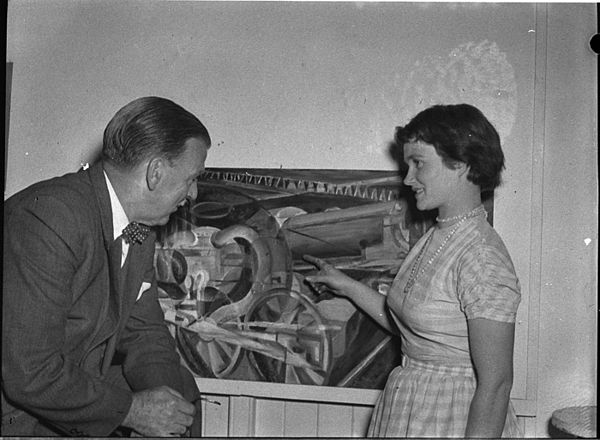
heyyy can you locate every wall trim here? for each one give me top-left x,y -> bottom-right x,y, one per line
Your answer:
196,377 -> 537,417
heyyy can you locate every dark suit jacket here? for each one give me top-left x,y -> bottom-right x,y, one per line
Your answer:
2,162 -> 198,436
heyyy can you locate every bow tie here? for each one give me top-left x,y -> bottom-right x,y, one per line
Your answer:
121,222 -> 151,245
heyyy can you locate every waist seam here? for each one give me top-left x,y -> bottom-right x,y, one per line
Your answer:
401,354 -> 475,377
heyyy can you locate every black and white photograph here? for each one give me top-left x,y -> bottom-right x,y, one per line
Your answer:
3,1 -> 597,438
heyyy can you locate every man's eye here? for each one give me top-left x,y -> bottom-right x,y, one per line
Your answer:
415,160 -> 423,168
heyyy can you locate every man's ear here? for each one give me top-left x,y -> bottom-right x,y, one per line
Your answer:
146,157 -> 164,190
455,161 -> 470,178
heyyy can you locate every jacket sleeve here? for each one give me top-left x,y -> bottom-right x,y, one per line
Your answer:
2,194 -> 132,436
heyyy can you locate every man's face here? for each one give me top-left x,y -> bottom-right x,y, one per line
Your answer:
143,137 -> 208,226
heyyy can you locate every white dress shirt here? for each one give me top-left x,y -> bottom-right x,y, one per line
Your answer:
103,171 -> 130,267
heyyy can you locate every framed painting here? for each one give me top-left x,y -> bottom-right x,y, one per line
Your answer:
154,167 -> 493,390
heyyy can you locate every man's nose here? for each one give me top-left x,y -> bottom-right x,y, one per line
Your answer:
403,169 -> 414,186
187,183 -> 198,201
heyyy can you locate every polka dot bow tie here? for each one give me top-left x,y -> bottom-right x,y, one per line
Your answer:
121,222 -> 151,245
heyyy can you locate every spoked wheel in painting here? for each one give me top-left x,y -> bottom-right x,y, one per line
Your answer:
163,217 -> 333,385
165,224 -> 249,379
175,287 -> 333,385
243,288 -> 332,386
175,305 -> 245,379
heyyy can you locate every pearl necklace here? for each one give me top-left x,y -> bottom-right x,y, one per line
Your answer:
403,205 -> 486,294
436,204 -> 487,224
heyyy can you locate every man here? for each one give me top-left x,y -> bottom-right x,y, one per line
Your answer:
2,97 -> 210,436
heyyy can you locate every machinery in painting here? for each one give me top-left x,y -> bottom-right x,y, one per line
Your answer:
155,168 -> 430,388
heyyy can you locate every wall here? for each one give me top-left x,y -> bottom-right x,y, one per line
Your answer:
5,0 -> 533,194
537,3 -> 597,434
5,1 -> 597,437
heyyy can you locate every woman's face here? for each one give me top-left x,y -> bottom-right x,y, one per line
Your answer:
402,140 -> 463,213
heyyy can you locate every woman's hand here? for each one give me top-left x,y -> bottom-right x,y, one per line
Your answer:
303,254 -> 396,333
303,254 -> 356,298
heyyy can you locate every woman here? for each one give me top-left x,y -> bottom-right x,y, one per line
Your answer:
305,104 -> 522,438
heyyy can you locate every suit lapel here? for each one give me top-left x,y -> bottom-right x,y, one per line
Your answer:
88,162 -> 116,252
88,163 -> 126,375
120,238 -> 154,311
87,162 -> 158,376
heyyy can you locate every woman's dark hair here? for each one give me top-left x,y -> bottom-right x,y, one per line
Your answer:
102,96 -> 211,168
394,104 -> 504,191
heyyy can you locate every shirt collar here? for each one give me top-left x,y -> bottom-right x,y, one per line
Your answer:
103,171 -> 130,241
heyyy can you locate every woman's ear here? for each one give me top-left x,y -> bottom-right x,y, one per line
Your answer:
146,157 -> 163,190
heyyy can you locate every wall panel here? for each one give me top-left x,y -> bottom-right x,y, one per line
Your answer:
201,394 -> 230,437
283,401 -> 319,437
199,390 -> 535,437
255,399 -> 285,437
317,404 -> 355,437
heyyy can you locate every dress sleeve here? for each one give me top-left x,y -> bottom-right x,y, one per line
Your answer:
457,243 -> 521,323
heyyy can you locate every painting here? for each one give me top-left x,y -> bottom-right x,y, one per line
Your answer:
154,168 -> 493,389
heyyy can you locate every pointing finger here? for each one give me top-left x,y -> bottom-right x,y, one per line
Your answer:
303,254 -> 320,266
303,255 -> 333,270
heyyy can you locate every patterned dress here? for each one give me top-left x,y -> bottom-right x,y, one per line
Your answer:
367,214 -> 522,438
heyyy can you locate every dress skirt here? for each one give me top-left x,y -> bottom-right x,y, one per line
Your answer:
367,355 -> 522,438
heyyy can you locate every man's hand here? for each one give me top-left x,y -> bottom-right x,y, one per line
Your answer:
122,386 -> 196,437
